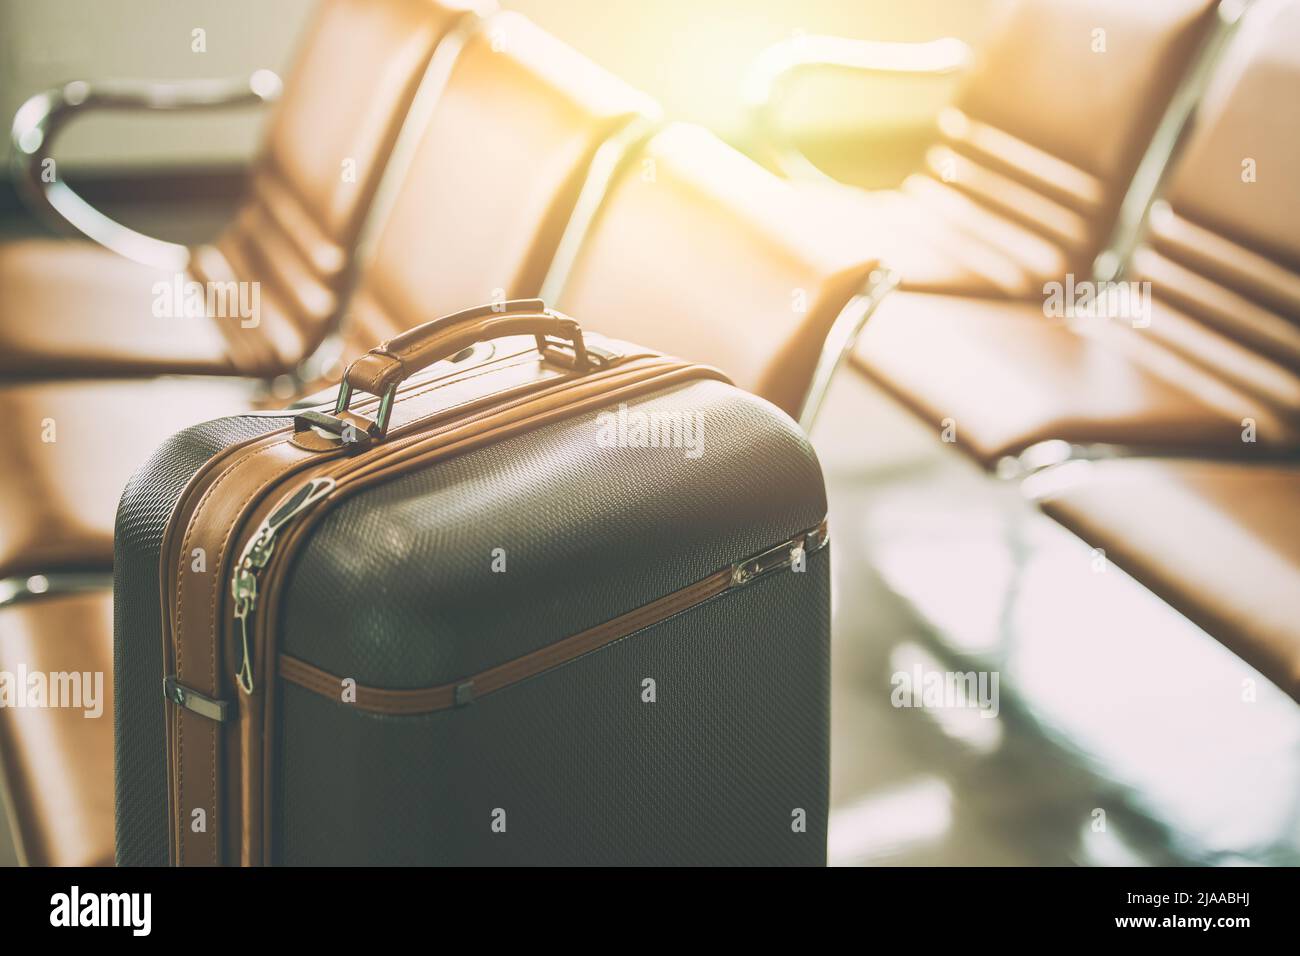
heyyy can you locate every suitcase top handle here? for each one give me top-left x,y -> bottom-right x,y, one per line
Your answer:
332,300 -> 601,441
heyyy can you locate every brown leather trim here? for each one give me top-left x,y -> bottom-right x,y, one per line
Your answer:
166,437 -> 326,866
279,567 -> 735,714
338,362 -> 719,486
289,350 -> 581,451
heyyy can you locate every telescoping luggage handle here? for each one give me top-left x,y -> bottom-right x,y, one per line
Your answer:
302,299 -> 612,444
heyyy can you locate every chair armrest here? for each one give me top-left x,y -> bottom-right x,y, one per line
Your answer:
9,70 -> 282,269
743,34 -> 971,182
797,267 -> 900,434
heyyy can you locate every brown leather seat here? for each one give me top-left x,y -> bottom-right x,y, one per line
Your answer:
0,241 -> 237,378
1036,460 -> 1300,702
552,122 -> 880,419
0,589 -> 114,865
796,0 -> 1224,297
0,0 -> 483,380
851,292 -> 1299,466
855,0 -> 1300,464
0,378 -> 257,581
343,10 -> 655,350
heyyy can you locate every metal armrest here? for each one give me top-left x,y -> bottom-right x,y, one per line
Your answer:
10,70 -> 282,269
1008,439 -> 1300,488
796,266 -> 900,434
743,34 -> 971,182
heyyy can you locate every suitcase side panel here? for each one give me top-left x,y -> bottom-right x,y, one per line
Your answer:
114,414 -> 291,866
275,545 -> 830,865
280,380 -> 826,687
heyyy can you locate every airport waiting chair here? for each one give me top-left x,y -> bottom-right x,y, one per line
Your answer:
852,0 -> 1300,469
1028,0 -> 1300,702
0,590 -> 115,866
0,377 -> 258,867
749,0 -> 1230,298
0,0 -> 488,380
0,10 -> 657,867
340,10 -> 658,350
546,122 -> 886,428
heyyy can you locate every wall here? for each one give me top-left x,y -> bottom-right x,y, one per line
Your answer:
0,0 -> 995,170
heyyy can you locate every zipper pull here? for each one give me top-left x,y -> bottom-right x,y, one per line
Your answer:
730,520 -> 829,587
231,477 -> 335,694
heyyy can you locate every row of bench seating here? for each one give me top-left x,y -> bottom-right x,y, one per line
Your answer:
1031,1 -> 1300,702
758,0 -> 1300,698
855,0 -> 1300,466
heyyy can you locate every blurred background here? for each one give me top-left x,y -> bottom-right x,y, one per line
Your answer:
1,0 -> 1297,867
0,0 -> 999,172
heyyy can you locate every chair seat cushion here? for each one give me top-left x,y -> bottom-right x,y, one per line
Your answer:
795,176 -> 1072,299
0,589 -> 115,866
852,291 -> 1298,464
1038,460 -> 1300,701
0,377 -> 256,579
0,239 -> 235,378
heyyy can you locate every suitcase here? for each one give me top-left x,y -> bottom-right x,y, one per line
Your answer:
114,299 -> 830,866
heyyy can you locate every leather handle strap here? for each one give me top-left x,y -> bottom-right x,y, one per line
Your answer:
343,299 -> 587,397
323,299 -> 596,442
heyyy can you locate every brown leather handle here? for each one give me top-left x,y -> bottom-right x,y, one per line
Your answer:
380,299 -> 547,365
342,299 -> 588,397
328,300 -> 591,441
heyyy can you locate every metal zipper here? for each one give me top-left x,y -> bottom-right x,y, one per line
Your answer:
277,518 -> 831,716
231,476 -> 336,694
730,519 -> 829,586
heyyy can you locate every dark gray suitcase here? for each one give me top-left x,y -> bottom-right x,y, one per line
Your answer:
114,300 -> 830,865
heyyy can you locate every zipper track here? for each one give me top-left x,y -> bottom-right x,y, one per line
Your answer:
276,518 -> 829,715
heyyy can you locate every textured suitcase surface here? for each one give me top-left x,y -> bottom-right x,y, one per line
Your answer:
115,302 -> 830,866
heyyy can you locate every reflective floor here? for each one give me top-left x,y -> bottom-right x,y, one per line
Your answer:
817,370 -> 1300,866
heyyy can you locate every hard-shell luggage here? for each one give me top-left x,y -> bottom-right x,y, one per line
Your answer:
114,300 -> 830,865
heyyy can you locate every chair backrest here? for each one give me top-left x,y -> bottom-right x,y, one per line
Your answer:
346,11 -> 656,346
1129,0 -> 1300,427
197,0 -> 486,367
551,122 -> 879,419
929,0 -> 1224,274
